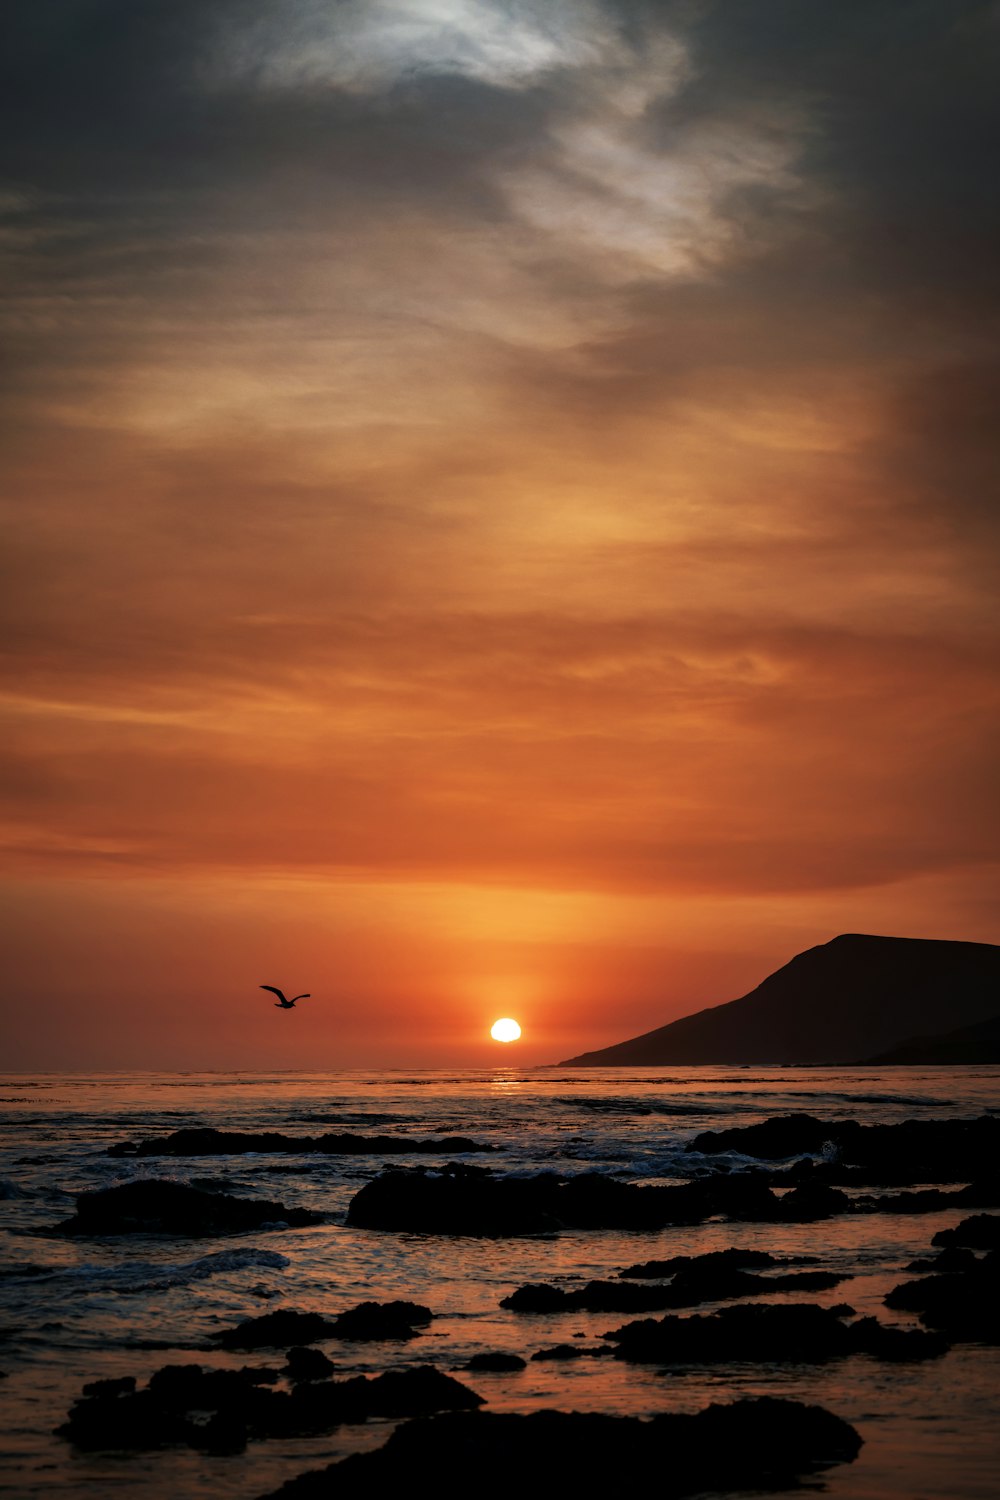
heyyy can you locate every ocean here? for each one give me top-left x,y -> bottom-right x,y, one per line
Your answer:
1,1066 -> 998,1498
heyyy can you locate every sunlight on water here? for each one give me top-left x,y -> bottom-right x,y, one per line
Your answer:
1,1066 -> 998,1498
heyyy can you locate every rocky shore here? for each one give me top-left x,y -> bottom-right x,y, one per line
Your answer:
257,1398 -> 863,1498
44,1109 -> 1000,1495
107,1127 -> 494,1158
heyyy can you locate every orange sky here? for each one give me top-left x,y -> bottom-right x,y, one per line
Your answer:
2,1 -> 998,1067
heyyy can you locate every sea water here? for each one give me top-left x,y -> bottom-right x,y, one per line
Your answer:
1,1067 -> 998,1498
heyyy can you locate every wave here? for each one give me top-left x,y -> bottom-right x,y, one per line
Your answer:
0,1247 -> 289,1295
781,1090 -> 951,1108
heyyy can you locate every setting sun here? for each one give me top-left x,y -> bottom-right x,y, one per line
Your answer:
490,1017 -> 522,1043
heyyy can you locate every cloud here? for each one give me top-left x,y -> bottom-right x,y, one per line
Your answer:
1,1 -> 998,1061
215,0 -> 624,94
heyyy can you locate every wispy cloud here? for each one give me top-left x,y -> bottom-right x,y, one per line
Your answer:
1,0 -> 997,1062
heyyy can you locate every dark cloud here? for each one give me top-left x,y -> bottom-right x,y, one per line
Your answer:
1,1 -> 998,1051
0,1 -> 550,202
641,0 -> 1000,330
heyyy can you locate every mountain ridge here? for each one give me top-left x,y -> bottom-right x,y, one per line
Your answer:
861,1011 -> 1000,1065
557,934 -> 1000,1066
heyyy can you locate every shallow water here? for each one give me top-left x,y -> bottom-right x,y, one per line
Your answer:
1,1066 -> 998,1498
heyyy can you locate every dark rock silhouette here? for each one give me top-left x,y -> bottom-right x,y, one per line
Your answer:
862,1013 -> 1000,1064
284,1347 -> 335,1382
327,1300 -> 433,1341
619,1247 -> 811,1278
345,1166 -> 561,1235
107,1127 -> 494,1158
604,1301 -> 947,1365
214,1310 -> 340,1349
502,1281 -> 665,1314
58,1361 -> 481,1453
214,1301 -> 432,1349
530,1343 -> 609,1361
461,1352 -> 527,1372
501,1265 -> 843,1315
932,1213 -> 1000,1250
558,934 -> 1000,1065
903,1246 -> 979,1274
854,1182 -> 1000,1213
885,1248 -> 1000,1342
689,1112 -> 1000,1186
344,1164 -> 819,1235
50,1180 -> 322,1238
345,1153 -> 988,1236
82,1376 -> 136,1398
255,1397 -> 862,1498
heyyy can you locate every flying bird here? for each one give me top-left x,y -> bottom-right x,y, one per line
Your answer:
260,985 -> 311,1009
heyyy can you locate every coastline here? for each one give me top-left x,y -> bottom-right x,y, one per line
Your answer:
1,1066 -> 998,1499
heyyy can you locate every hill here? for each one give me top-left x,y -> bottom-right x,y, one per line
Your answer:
558,934 -> 1000,1066
861,1012 -> 1000,1065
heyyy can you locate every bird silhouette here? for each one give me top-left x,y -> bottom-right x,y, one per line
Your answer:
260,985 -> 310,1009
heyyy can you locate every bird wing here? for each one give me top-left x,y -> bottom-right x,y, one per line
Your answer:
260,985 -> 287,1002
291,993 -> 311,1001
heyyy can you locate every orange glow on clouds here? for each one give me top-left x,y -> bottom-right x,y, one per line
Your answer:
1,3 -> 998,1067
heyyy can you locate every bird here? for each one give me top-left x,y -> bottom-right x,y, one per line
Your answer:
260,985 -> 310,1009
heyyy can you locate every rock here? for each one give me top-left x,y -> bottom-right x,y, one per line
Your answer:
107,1128 -> 493,1158
500,1281 -> 667,1314
620,1248 -> 782,1278
215,1301 -> 433,1349
691,1113 -> 837,1160
689,1113 -> 1000,1188
346,1150 -> 983,1236
775,1183 -> 852,1220
336,1366 -> 483,1419
188,1408 -> 250,1456
278,1367 -> 483,1436
82,1376 -> 136,1397
345,1165 -> 789,1235
884,1250 -> 1000,1342
57,1388 -> 193,1451
501,1265 -> 844,1315
58,1360 -> 481,1452
695,1172 -> 781,1221
50,1179 -> 322,1238
328,1300 -> 433,1341
846,1317 -> 949,1362
146,1363 -> 280,1406
529,1344 -> 609,1361
858,1188 -> 957,1214
60,1363 -> 282,1452
603,1301 -> 946,1366
215,1310 -> 340,1350
345,1167 -> 562,1236
255,1396 -> 861,1498
903,1247 -> 978,1274
462,1352 -> 526,1372
499,1283 -> 571,1313
932,1213 -> 1000,1249
951,1180 -> 1000,1208
285,1347 -> 335,1382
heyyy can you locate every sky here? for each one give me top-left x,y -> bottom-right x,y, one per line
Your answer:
2,0 -> 998,1069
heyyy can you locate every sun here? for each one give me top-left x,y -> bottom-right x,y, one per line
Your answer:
490,1017 -> 522,1043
